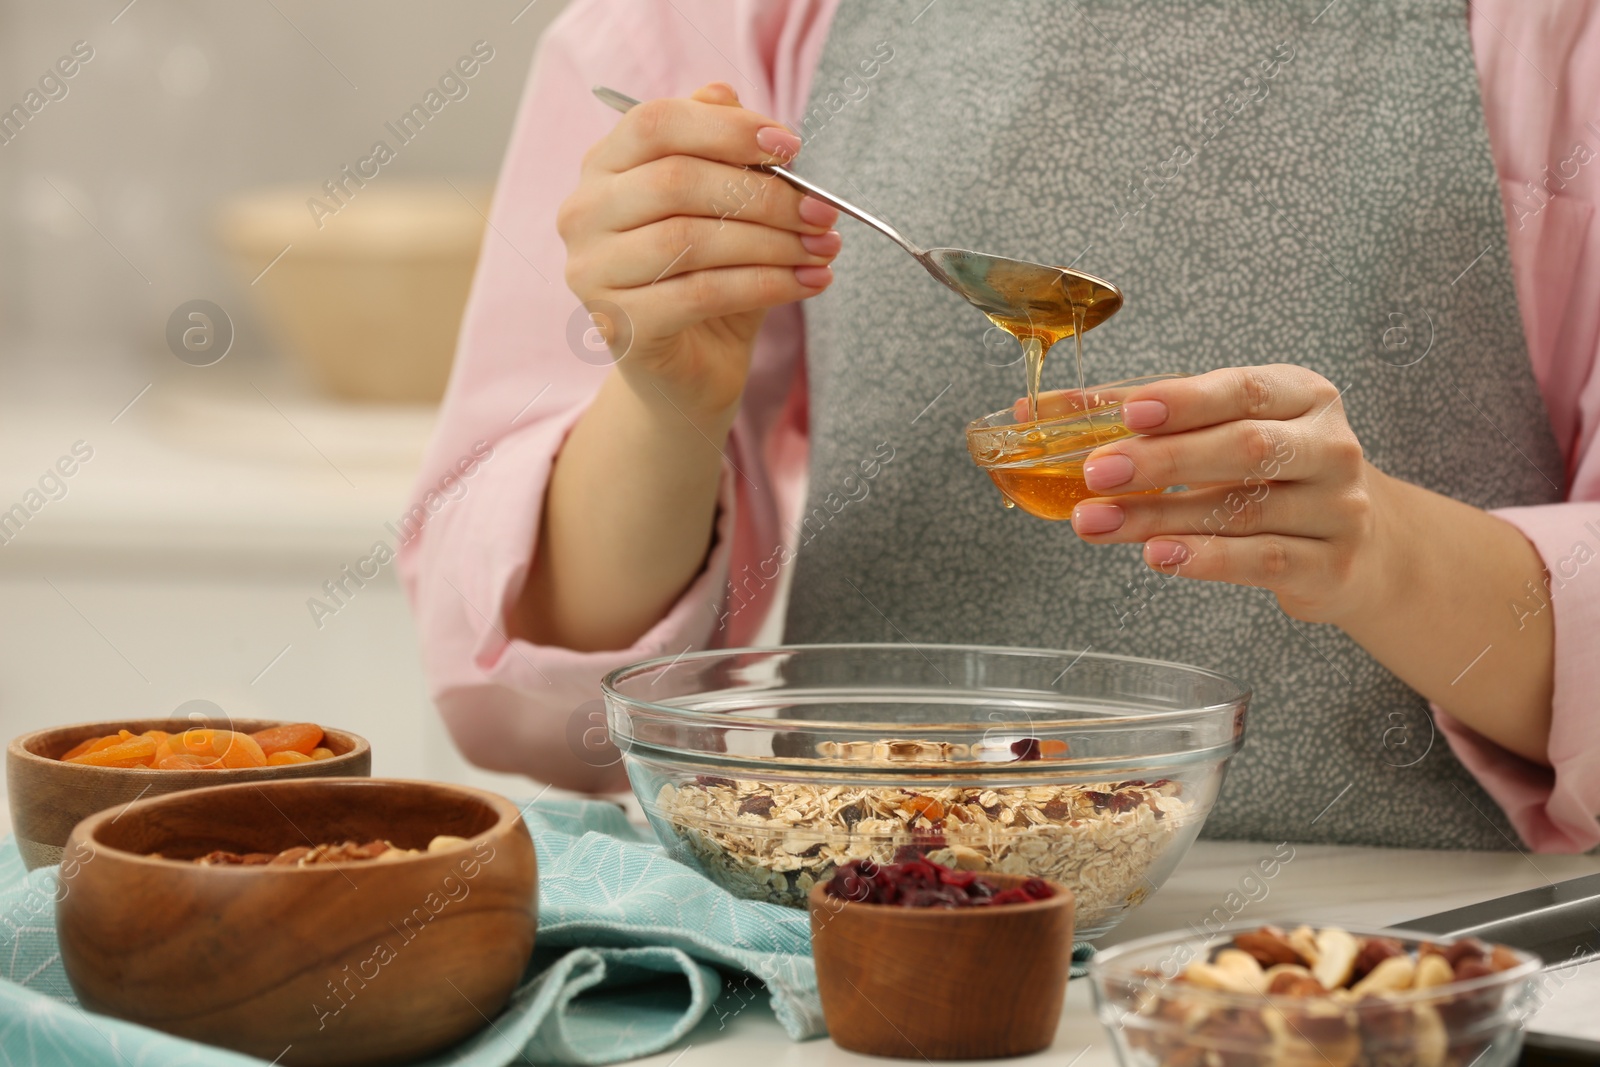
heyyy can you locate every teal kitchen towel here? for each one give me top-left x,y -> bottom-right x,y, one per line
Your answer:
0,796 -> 819,1066
0,796 -> 1092,1065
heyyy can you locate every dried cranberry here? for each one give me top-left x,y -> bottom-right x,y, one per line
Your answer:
1084,790 -> 1115,811
938,867 -> 978,888
694,775 -> 735,788
1042,799 -> 1072,819
822,855 -> 1055,908
1010,737 -> 1043,761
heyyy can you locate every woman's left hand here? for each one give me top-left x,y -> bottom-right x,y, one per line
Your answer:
1069,364 -> 1399,624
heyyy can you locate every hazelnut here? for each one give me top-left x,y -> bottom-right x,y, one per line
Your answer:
1351,935 -> 1405,981
1349,955 -> 1415,996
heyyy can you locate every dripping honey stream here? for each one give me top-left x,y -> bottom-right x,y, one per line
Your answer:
967,295 -> 1175,520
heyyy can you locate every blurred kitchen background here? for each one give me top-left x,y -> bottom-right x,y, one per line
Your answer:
0,0 -> 572,814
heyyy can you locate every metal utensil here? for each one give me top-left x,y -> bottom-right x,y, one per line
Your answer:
1400,870 -> 1600,968
592,86 -> 1124,335
1400,872 -> 1600,1064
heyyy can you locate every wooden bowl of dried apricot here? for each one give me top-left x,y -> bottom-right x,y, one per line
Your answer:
57,777 -> 538,1067
7,717 -> 370,869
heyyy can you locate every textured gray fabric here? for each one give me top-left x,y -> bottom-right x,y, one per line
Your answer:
782,0 -> 1566,848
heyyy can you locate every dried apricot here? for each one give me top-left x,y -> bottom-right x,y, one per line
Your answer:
59,737 -> 101,760
249,722 -> 323,757
65,737 -> 157,768
166,728 -> 217,758
266,750 -> 313,766
58,724 -> 323,769
214,732 -> 267,768
154,754 -> 221,770
901,796 -> 946,822
165,728 -> 267,768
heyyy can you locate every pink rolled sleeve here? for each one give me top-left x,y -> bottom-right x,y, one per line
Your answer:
396,0 -> 836,790
1435,3 -> 1600,851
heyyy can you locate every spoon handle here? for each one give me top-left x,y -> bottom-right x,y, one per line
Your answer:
591,86 -> 924,259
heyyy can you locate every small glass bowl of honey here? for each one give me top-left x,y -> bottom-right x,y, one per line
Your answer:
965,374 -> 1182,520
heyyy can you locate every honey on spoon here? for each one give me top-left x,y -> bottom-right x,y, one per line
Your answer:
594,85 -> 1135,519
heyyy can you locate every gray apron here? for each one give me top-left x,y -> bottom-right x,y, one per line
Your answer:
783,0 -> 1566,849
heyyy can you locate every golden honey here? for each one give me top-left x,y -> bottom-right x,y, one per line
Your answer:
967,375 -> 1181,520
972,413 -> 1142,520
984,303 -> 1090,423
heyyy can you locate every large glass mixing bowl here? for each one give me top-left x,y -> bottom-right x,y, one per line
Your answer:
603,644 -> 1249,939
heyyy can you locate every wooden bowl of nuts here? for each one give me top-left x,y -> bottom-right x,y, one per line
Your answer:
1088,921 -> 1543,1067
809,856 -> 1076,1059
8,717 -> 371,869
57,778 -> 537,1067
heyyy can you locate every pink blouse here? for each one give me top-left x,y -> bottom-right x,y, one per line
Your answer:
397,0 -> 1600,851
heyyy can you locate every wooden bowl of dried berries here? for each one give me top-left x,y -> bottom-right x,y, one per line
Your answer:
57,778 -> 538,1067
1088,922 -> 1543,1067
809,855 -> 1076,1059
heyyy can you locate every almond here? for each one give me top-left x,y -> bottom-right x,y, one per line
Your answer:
1267,971 -> 1329,996
1236,926 -> 1308,967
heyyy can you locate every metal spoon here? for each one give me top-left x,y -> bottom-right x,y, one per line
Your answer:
593,86 -> 1123,335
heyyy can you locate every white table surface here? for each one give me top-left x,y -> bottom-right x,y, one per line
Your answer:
630,840 -> 1600,1067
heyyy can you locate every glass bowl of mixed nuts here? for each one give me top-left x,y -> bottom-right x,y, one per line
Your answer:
602,644 -> 1249,938
1088,922 -> 1543,1067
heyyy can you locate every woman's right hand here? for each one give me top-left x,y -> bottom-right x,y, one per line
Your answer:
558,82 -> 840,430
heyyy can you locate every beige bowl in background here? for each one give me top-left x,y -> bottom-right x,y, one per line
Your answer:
215,182 -> 489,404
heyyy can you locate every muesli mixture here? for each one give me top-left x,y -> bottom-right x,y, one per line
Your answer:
653,753 -> 1191,921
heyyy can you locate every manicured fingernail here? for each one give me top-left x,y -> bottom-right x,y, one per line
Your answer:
1122,399 -> 1168,430
798,195 -> 838,227
1146,541 -> 1190,567
794,264 -> 832,289
756,126 -> 802,160
800,230 -> 841,256
1082,453 -> 1135,491
1072,503 -> 1124,535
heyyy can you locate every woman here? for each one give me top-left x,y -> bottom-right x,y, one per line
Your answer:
399,0 -> 1600,852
